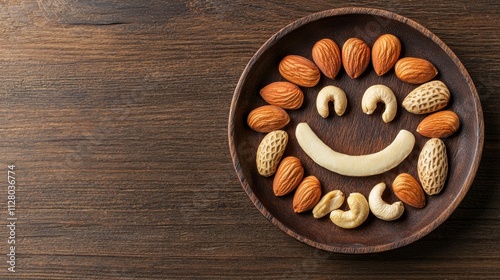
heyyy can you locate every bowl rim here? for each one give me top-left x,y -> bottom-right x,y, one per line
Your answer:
228,7 -> 484,253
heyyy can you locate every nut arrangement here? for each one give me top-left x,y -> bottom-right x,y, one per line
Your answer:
248,34 -> 460,229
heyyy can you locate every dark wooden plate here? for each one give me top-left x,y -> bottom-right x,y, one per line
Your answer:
228,7 -> 484,253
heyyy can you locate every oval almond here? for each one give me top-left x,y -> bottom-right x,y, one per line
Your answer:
342,38 -> 371,79
395,57 -> 438,84
260,81 -> 304,110
417,110 -> 460,138
392,173 -> 426,208
273,156 -> 304,196
372,34 -> 401,76
247,105 -> 290,133
312,38 -> 342,79
279,55 -> 320,87
293,176 -> 321,213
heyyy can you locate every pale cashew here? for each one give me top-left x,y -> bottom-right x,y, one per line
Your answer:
361,84 -> 397,123
312,190 -> 345,219
316,85 -> 347,118
330,193 -> 369,229
295,123 -> 415,177
368,183 -> 404,221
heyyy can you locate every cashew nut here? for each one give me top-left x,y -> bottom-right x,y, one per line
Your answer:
368,182 -> 404,221
295,122 -> 415,177
330,193 -> 369,229
361,84 -> 397,123
312,190 -> 345,219
316,86 -> 347,118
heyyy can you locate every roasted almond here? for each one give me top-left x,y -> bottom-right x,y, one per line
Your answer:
418,138 -> 448,195
273,156 -> 304,196
278,55 -> 320,87
392,173 -> 426,208
372,34 -> 401,76
417,110 -> 460,138
256,130 -> 288,177
402,80 -> 450,114
312,38 -> 342,79
342,38 -> 371,79
247,105 -> 290,133
259,81 -> 304,110
395,57 -> 438,84
293,175 -> 321,213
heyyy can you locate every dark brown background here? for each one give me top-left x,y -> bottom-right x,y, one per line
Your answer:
0,1 -> 498,279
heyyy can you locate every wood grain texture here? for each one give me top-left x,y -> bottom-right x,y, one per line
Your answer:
0,0 -> 498,278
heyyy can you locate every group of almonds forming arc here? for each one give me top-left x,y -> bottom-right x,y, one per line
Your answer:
247,34 -> 461,229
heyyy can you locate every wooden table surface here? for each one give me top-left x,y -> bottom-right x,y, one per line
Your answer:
0,1 -> 498,279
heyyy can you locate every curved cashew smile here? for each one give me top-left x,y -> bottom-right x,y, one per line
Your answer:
295,123 -> 415,177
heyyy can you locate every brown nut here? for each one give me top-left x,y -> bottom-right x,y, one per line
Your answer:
279,55 -> 320,87
372,34 -> 401,76
247,105 -> 290,133
417,110 -> 460,138
273,156 -> 304,196
293,176 -> 321,213
392,173 -> 426,208
395,57 -> 438,84
259,81 -> 304,110
312,38 -> 342,79
342,38 -> 371,79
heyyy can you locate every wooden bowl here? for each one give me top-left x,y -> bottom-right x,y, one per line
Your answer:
228,7 -> 484,253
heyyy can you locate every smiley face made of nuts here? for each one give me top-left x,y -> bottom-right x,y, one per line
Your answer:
247,34 -> 460,229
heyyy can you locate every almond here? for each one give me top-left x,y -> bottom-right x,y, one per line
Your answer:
418,138 -> 448,195
402,80 -> 450,114
417,110 -> 460,138
278,55 -> 320,87
256,130 -> 288,177
395,57 -> 438,84
259,81 -> 304,110
392,173 -> 426,208
312,38 -> 342,79
292,175 -> 322,213
342,38 -> 371,79
273,156 -> 304,196
247,105 -> 290,133
372,34 -> 401,76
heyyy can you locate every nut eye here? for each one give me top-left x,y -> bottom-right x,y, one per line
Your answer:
316,86 -> 348,118
361,84 -> 397,123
